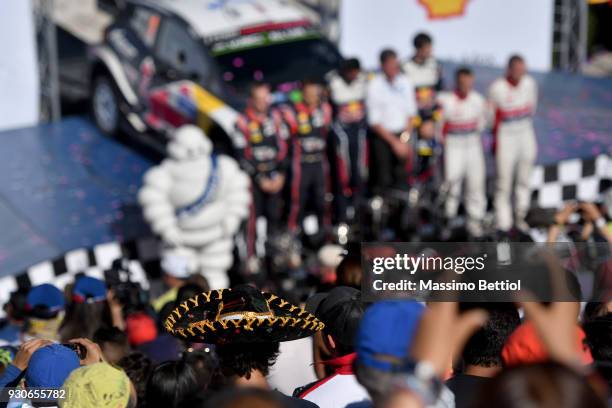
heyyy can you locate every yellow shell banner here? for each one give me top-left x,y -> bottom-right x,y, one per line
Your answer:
418,0 -> 469,19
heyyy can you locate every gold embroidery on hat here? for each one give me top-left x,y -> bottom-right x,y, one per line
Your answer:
193,322 -> 206,334
189,294 -> 199,307
264,297 -> 272,313
167,288 -> 325,341
215,302 -> 224,321
244,317 -> 257,331
203,320 -> 216,332
218,310 -> 275,322
164,320 -> 174,332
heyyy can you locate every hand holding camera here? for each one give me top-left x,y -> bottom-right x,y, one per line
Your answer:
66,338 -> 104,366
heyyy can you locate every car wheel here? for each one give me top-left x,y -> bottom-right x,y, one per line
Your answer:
92,75 -> 120,134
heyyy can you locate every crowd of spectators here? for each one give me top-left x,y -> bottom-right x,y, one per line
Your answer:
0,227 -> 610,408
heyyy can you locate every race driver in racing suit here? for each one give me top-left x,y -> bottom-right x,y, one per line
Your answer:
284,79 -> 333,240
327,58 -> 368,224
437,67 -> 487,239
488,55 -> 538,234
403,32 -> 443,118
233,82 -> 289,263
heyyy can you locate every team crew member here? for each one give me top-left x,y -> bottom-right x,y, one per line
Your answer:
284,80 -> 333,235
366,49 -> 417,194
403,32 -> 443,117
437,67 -> 487,239
233,82 -> 289,260
409,117 -> 439,185
489,55 -> 538,233
327,58 -> 368,223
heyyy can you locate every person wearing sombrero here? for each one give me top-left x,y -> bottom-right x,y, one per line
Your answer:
165,284 -> 322,408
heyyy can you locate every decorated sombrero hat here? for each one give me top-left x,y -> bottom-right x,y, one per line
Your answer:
164,284 -> 324,344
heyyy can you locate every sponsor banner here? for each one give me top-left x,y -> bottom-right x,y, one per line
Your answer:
340,0 -> 554,71
209,26 -> 320,55
362,242 -> 611,302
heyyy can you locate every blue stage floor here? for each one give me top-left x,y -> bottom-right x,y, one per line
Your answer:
0,117 -> 153,277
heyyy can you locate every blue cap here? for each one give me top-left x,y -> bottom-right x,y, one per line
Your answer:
72,276 -> 106,303
25,344 -> 80,388
355,301 -> 425,372
26,284 -> 65,315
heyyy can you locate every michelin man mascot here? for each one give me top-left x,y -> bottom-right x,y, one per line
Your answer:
138,125 -> 251,289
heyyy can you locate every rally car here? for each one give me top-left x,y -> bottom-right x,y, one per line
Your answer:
63,0 -> 342,152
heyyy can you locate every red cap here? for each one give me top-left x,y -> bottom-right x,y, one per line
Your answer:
501,321 -> 593,367
125,312 -> 158,346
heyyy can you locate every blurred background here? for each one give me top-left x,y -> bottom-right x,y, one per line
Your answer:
2,0 -> 610,130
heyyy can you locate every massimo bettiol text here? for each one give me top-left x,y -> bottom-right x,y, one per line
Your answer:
361,242 -> 610,302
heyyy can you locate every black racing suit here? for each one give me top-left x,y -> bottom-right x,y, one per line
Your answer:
234,107 -> 289,258
328,71 -> 368,223
408,109 -> 442,185
283,102 -> 333,234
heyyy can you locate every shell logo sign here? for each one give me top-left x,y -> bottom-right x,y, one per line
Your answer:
418,0 -> 469,19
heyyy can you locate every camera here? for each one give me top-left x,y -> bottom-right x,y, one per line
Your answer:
104,259 -> 149,314
62,343 -> 87,360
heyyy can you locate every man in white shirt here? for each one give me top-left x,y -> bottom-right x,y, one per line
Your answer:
489,55 -> 538,233
437,67 -> 487,239
366,49 -> 417,194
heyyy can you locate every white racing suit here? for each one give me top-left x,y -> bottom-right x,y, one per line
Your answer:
488,76 -> 538,232
437,90 -> 487,237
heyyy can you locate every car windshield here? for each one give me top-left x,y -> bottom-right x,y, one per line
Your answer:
213,36 -> 341,106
